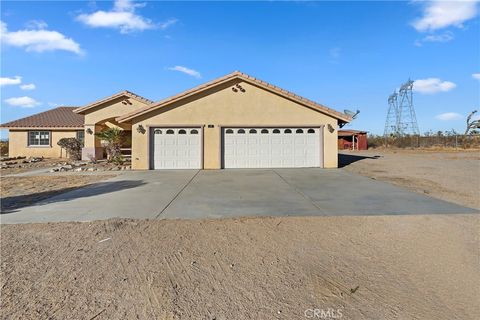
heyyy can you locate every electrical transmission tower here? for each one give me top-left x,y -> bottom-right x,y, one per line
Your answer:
397,79 -> 420,136
383,79 -> 420,138
384,91 -> 399,137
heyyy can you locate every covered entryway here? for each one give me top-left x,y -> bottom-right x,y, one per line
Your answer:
151,127 -> 202,169
222,127 -> 323,168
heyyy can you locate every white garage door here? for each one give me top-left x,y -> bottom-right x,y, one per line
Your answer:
223,127 -> 322,168
152,128 -> 201,169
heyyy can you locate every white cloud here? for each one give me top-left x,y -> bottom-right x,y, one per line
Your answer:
413,78 -> 456,94
0,76 -> 21,86
415,31 -> 454,46
20,83 -> 36,90
412,0 -> 479,32
25,20 -> 48,30
168,66 -> 201,79
472,73 -> 480,80
4,96 -> 41,108
77,0 -> 174,34
0,20 -> 83,54
435,112 -> 463,121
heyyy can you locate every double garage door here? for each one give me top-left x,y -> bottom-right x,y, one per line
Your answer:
223,127 -> 322,168
151,127 -> 323,169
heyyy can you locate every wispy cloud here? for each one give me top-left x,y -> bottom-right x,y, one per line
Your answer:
415,31 -> 454,46
168,66 -> 202,79
412,0 -> 479,32
472,73 -> 480,80
0,76 -> 21,86
435,112 -> 463,121
413,78 -> 456,94
4,96 -> 41,108
20,83 -> 36,90
329,47 -> 341,63
77,0 -> 176,34
0,20 -> 83,54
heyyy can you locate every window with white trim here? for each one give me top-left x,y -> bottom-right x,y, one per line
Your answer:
29,131 -> 50,146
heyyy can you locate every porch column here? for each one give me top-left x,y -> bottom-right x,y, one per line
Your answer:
81,124 -> 105,160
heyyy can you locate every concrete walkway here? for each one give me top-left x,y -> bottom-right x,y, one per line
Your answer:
1,169 -> 477,224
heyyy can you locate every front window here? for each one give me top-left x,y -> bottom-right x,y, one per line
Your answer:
76,130 -> 85,146
28,131 -> 50,146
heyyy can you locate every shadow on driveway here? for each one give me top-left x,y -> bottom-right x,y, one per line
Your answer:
338,153 -> 381,168
1,180 -> 145,214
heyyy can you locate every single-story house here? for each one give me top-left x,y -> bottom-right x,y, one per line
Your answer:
338,129 -> 368,150
1,71 -> 351,169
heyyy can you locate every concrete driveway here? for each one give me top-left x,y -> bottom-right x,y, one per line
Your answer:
1,169 -> 477,224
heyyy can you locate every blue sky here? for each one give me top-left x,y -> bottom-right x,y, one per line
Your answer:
1,0 -> 479,138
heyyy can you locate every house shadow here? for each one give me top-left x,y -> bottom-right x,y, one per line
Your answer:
338,153 -> 381,168
1,180 -> 146,214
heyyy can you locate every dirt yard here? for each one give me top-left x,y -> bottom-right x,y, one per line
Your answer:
1,215 -> 478,320
340,149 -> 480,209
1,150 -> 478,319
1,174 -> 115,212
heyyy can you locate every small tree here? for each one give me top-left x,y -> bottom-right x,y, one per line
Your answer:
94,127 -> 125,163
57,138 -> 82,160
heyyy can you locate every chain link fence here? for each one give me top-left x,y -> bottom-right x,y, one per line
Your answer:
368,134 -> 480,149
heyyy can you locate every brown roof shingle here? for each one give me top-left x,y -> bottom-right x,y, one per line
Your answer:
0,107 -> 84,129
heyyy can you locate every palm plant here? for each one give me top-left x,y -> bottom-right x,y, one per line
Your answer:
94,127 -> 125,163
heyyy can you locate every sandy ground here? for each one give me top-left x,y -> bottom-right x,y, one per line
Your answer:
340,149 -> 480,209
1,150 -> 479,319
1,175 -> 115,211
1,215 -> 478,320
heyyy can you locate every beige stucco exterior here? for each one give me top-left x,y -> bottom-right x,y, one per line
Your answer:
128,79 -> 339,170
80,96 -> 149,159
8,130 -> 80,158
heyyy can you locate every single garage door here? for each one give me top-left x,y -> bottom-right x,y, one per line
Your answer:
152,128 -> 201,169
223,127 -> 323,168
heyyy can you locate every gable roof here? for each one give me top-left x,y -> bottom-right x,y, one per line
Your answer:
74,90 -> 154,114
0,107 -> 84,129
116,71 -> 352,123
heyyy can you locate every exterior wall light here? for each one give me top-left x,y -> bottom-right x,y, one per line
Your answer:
327,124 -> 335,133
86,128 -> 93,135
137,124 -> 146,134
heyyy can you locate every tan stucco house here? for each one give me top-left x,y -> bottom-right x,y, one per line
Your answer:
1,71 -> 351,169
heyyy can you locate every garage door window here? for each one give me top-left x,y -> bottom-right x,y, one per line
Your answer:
261,129 -> 269,134
296,129 -> 304,133
238,129 -> 245,134
308,129 -> 315,133
190,129 -> 198,134
166,129 -> 174,134
178,129 -> 187,134
226,129 -> 234,134
284,129 -> 292,134
249,129 -> 257,134
154,129 -> 162,134
273,129 -> 280,134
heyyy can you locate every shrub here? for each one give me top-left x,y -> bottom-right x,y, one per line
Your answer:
57,138 -> 82,160
94,127 -> 125,162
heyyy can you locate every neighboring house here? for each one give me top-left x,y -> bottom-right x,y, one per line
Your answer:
338,130 -> 368,150
1,71 -> 351,169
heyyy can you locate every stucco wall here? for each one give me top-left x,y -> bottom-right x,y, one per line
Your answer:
130,79 -> 339,170
8,130 -> 79,158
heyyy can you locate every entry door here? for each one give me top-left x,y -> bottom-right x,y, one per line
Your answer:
223,127 -> 322,168
152,128 -> 201,169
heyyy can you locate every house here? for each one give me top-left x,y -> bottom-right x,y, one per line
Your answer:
1,71 -> 351,169
338,130 -> 368,150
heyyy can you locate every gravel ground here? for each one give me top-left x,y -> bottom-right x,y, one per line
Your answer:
1,215 -> 478,320
340,149 -> 480,209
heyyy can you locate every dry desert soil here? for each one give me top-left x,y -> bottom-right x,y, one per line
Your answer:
1,150 -> 479,320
